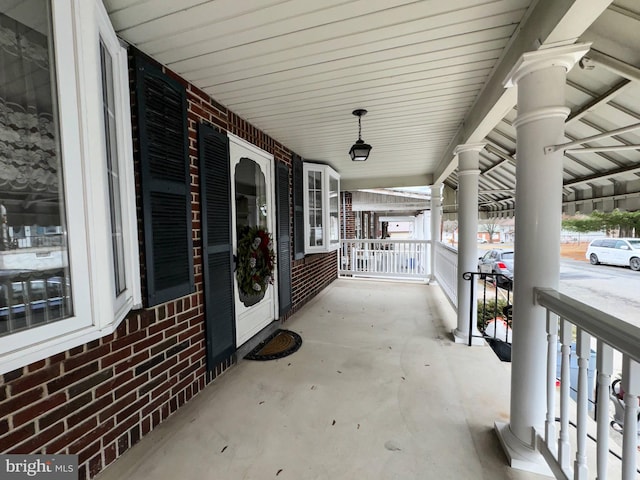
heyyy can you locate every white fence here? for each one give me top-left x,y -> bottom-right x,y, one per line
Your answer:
339,239 -> 430,281
433,242 -> 458,308
535,288 -> 640,480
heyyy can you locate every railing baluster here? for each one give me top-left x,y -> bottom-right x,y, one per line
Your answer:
574,328 -> 590,480
558,318 -> 572,473
621,357 -> 639,480
595,341 -> 613,480
339,240 -> 430,280
545,309 -> 559,454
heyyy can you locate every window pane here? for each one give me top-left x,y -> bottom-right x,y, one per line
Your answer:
100,39 -> 126,295
329,176 -> 339,244
0,3 -> 73,336
307,170 -> 323,247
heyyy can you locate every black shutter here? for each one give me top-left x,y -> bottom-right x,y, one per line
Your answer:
199,123 -> 236,368
292,154 -> 305,259
276,161 -> 292,316
135,54 -> 194,306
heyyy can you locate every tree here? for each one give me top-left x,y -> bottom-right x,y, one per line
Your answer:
562,209 -> 640,237
480,219 -> 503,243
442,220 -> 458,244
562,215 -> 603,233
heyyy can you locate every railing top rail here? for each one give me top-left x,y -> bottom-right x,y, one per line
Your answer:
535,287 -> 640,363
435,241 -> 457,254
341,239 -> 430,245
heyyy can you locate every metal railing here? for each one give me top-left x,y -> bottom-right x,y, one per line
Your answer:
463,271 -> 512,354
0,268 -> 72,336
339,239 -> 430,281
4,233 -> 66,250
535,288 -> 640,480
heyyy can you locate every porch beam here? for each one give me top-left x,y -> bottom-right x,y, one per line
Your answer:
584,48 -> 640,83
433,0 -> 613,185
341,174 -> 432,191
565,79 -> 631,125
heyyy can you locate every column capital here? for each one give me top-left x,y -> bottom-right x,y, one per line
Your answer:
429,183 -> 442,195
454,143 -> 486,156
504,43 -> 592,88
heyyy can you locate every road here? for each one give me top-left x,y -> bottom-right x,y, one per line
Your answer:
558,258 -> 640,449
477,244 -> 640,328
559,258 -> 640,329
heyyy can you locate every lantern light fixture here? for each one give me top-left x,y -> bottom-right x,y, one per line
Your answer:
349,109 -> 372,162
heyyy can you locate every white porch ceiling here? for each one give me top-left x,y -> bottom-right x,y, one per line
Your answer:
105,0 -> 640,213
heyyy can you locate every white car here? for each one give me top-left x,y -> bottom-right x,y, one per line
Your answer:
586,238 -> 640,271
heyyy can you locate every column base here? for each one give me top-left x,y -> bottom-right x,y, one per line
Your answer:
452,328 -> 485,346
494,421 -> 553,477
427,275 -> 438,286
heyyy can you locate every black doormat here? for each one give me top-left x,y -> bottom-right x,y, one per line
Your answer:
244,329 -> 302,361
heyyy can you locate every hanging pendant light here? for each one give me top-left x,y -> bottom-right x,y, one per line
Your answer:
349,109 -> 372,162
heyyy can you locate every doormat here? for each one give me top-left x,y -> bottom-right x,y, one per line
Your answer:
244,329 -> 302,361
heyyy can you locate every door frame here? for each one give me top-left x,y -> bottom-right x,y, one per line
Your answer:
227,133 -> 279,345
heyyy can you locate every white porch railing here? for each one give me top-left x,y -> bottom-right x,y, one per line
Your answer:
535,287 -> 640,480
434,241 -> 458,307
339,239 -> 429,280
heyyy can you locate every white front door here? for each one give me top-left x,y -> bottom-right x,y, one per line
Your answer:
228,134 -> 277,346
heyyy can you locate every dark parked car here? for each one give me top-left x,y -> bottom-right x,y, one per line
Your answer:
478,249 -> 514,289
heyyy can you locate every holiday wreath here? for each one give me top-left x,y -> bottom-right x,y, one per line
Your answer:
236,226 -> 276,296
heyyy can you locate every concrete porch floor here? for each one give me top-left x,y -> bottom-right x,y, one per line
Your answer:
97,279 -> 547,480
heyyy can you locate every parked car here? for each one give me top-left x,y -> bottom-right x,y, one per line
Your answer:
478,249 -> 514,288
586,238 -> 640,271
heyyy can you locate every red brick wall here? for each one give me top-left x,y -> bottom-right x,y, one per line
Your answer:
0,50 -> 337,479
291,251 -> 338,312
0,300 -> 224,480
342,192 -> 355,240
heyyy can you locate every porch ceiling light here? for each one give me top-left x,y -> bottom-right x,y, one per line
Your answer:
349,109 -> 372,162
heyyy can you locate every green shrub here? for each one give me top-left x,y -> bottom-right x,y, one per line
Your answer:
477,298 -> 510,331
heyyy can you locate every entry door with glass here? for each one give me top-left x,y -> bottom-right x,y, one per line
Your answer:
228,134 -> 277,346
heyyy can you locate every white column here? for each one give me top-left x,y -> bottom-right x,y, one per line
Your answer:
494,44 -> 591,474
429,184 -> 442,283
453,144 -> 484,345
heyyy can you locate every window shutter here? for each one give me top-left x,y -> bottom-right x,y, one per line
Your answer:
292,154 -> 305,260
198,123 -> 236,367
135,54 -> 194,307
276,161 -> 292,316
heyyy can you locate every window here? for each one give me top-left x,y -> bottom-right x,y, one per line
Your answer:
0,0 -> 141,374
302,163 -> 340,254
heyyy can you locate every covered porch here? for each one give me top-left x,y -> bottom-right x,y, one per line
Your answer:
97,278 -> 536,480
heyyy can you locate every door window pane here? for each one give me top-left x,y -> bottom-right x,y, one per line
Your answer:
0,2 -> 72,336
234,157 -> 268,307
235,157 -> 267,234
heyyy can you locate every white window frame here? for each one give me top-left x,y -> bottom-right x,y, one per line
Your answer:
0,0 -> 141,374
302,163 -> 340,254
